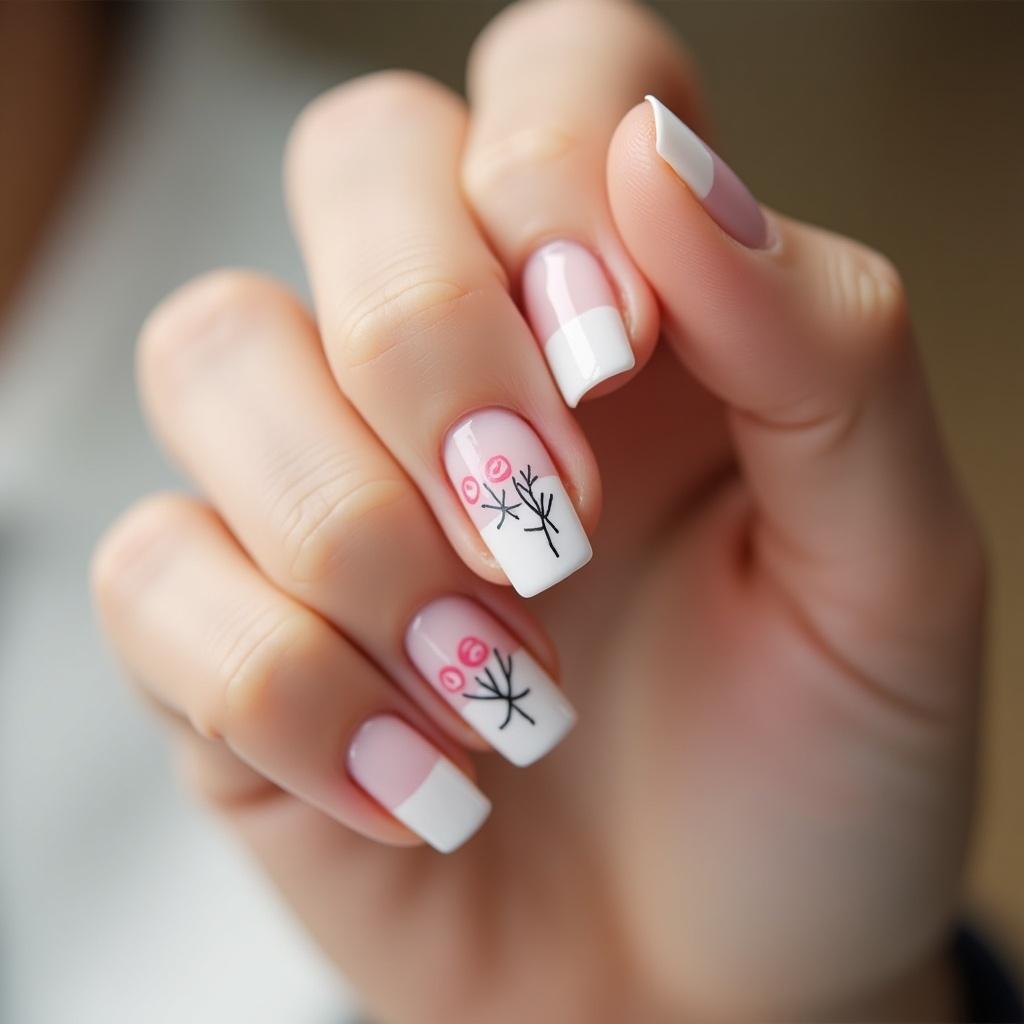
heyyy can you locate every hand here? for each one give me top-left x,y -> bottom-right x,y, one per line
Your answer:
92,1 -> 985,1020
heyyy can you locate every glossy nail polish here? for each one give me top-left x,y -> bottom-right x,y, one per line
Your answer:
444,408 -> 592,597
347,714 -> 491,853
522,240 -> 635,407
645,94 -> 769,250
407,595 -> 576,766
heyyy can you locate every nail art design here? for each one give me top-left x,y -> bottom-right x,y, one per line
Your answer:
407,596 -> 577,765
462,648 -> 535,727
445,409 -> 592,597
480,480 -> 521,529
347,714 -> 491,853
514,465 -> 559,556
522,240 -> 635,407
645,95 -> 769,250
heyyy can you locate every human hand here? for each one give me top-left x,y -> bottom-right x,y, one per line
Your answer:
93,1 -> 985,1020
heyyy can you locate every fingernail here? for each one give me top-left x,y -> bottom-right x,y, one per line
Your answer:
347,714 -> 491,853
444,408 -> 592,598
645,95 -> 769,250
407,595 -> 577,766
522,240 -> 635,408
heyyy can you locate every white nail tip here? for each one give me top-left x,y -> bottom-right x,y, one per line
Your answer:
645,94 -> 714,200
392,758 -> 492,853
544,305 -> 635,408
460,648 -> 577,766
480,475 -> 592,597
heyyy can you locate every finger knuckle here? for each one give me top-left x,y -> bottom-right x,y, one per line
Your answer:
287,71 -> 460,177
202,603 -> 319,743
463,123 -> 583,202
138,269 -> 299,400
331,246 -> 491,370
821,242 -> 910,368
91,493 -> 205,616
470,0 -> 685,76
273,443 -> 416,585
173,734 -> 281,815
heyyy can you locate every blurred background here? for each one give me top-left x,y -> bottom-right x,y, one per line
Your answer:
1,2 -> 1020,1021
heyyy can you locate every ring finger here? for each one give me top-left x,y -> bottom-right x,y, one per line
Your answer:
138,270 -> 577,767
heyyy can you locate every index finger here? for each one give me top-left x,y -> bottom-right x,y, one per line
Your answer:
462,0 -> 704,406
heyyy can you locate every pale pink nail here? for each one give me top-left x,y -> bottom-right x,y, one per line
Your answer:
522,240 -> 635,407
407,595 -> 576,766
444,408 -> 592,597
645,95 -> 769,250
347,714 -> 490,853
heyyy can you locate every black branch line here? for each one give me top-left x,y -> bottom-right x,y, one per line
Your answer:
462,648 -> 535,729
480,482 -> 521,529
513,464 -> 560,557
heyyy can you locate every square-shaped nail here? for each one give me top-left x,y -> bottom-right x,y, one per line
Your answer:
407,595 -> 577,766
444,408 -> 592,597
347,714 -> 491,853
522,240 -> 635,408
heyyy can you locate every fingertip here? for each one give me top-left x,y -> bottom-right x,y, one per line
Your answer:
518,233 -> 658,408
609,101 -> 661,192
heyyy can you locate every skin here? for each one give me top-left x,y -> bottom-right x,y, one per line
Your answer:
91,1 -> 984,1020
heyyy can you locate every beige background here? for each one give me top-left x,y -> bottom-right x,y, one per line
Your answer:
269,0 -> 1024,963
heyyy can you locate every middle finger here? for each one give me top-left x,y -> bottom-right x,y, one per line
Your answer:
286,71 -> 598,599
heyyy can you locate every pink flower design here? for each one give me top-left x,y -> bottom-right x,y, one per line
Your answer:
461,476 -> 480,504
439,666 -> 466,693
457,636 -> 489,667
484,454 -> 512,483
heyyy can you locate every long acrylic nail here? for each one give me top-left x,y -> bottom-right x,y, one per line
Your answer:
347,714 -> 491,853
407,595 -> 577,766
645,95 -> 769,250
522,240 -> 635,408
444,408 -> 592,598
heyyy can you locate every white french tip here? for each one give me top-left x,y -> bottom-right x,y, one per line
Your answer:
482,476 -> 592,598
544,306 -> 636,408
462,649 -> 578,767
645,94 -> 714,200
393,758 -> 492,854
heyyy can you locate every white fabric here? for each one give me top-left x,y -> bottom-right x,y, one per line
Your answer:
0,6 -> 362,1022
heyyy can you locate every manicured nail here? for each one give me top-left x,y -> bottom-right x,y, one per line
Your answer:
645,94 -> 769,250
407,595 -> 577,766
347,714 -> 491,853
444,408 -> 592,597
522,240 -> 635,408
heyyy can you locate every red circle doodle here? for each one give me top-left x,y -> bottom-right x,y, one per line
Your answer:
439,666 -> 465,692
461,476 -> 480,504
457,636 -> 489,667
485,454 -> 512,483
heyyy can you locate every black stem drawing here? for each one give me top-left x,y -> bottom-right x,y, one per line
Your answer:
462,648 -> 535,728
513,464 -> 560,557
480,482 -> 521,529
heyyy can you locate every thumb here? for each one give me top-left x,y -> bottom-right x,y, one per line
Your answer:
608,97 -> 984,710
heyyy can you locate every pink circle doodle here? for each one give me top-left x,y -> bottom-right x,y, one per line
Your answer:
461,476 -> 480,504
457,636 -> 489,667
484,454 -> 512,483
439,666 -> 465,693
